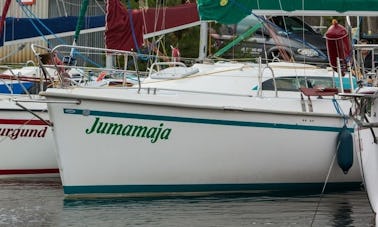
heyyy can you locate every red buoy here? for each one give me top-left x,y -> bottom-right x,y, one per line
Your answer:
325,19 -> 351,74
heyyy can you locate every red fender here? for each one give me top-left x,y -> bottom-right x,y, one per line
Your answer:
171,47 -> 180,62
325,20 -> 351,74
96,71 -> 107,82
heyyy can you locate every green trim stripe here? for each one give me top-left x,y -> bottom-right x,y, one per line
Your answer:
63,108 -> 353,133
63,182 -> 362,195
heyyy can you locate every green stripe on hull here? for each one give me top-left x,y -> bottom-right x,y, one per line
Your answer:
63,108 -> 353,133
63,182 -> 362,196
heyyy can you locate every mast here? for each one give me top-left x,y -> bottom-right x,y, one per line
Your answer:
0,0 -> 11,37
70,0 -> 90,62
198,21 -> 208,61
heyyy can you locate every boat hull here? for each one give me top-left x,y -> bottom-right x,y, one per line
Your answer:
0,81 -> 33,94
44,88 -> 361,197
0,95 -> 58,178
356,128 -> 378,214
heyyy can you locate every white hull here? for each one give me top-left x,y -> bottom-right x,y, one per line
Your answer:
0,94 -> 58,177
44,86 -> 361,197
355,128 -> 378,223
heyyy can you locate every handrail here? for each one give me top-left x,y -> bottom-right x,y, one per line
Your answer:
257,57 -> 277,97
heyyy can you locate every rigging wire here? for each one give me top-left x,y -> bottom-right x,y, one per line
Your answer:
55,0 -> 62,17
94,0 -> 106,14
60,0 -> 68,17
301,0 -> 306,65
16,1 -> 63,45
15,0 -> 102,67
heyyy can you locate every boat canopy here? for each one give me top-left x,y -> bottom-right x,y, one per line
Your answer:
197,0 -> 378,24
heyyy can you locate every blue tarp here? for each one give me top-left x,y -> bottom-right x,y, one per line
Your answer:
0,15 -> 105,46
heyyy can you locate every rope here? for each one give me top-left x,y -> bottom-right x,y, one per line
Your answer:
356,129 -> 367,189
312,97 -> 350,226
126,0 -> 141,53
332,98 -> 348,125
310,151 -> 337,226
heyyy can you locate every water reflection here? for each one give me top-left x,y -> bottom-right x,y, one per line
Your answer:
62,189 -> 373,227
0,177 -> 372,226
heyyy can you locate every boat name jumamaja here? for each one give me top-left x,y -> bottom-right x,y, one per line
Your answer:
0,127 -> 48,140
85,117 -> 172,143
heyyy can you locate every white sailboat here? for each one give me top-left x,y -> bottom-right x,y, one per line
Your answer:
36,1 -> 378,201
38,12 -> 362,197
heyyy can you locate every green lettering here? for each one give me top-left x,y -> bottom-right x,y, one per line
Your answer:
121,125 -> 133,136
85,117 -> 99,134
85,117 -> 171,143
131,125 -> 148,137
160,128 -> 172,140
106,123 -> 123,135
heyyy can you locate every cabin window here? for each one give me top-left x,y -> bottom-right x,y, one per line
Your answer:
262,76 -> 334,91
306,78 -> 334,89
262,77 -> 300,91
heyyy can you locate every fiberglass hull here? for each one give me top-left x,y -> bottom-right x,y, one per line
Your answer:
44,87 -> 361,197
0,95 -> 58,178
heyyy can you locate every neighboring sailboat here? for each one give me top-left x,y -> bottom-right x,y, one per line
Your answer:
338,43 -> 378,225
0,0 -> 106,178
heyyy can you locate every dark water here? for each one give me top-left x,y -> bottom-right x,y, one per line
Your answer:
0,177 -> 374,227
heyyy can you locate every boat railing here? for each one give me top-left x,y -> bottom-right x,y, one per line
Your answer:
337,44 -> 378,128
31,44 -> 60,86
353,44 -> 378,87
256,57 -> 356,97
31,44 -> 151,89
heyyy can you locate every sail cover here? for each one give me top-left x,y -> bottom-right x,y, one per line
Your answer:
197,0 -> 378,24
106,1 -> 200,51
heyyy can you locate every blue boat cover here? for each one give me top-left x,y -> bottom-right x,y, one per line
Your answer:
0,15 -> 105,46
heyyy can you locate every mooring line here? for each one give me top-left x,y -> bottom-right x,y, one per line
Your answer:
14,102 -> 52,127
310,152 -> 337,226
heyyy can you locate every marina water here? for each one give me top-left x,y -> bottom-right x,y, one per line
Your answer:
0,177 -> 374,226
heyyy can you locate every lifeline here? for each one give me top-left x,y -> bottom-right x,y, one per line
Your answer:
0,127 -> 48,140
85,117 -> 172,143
